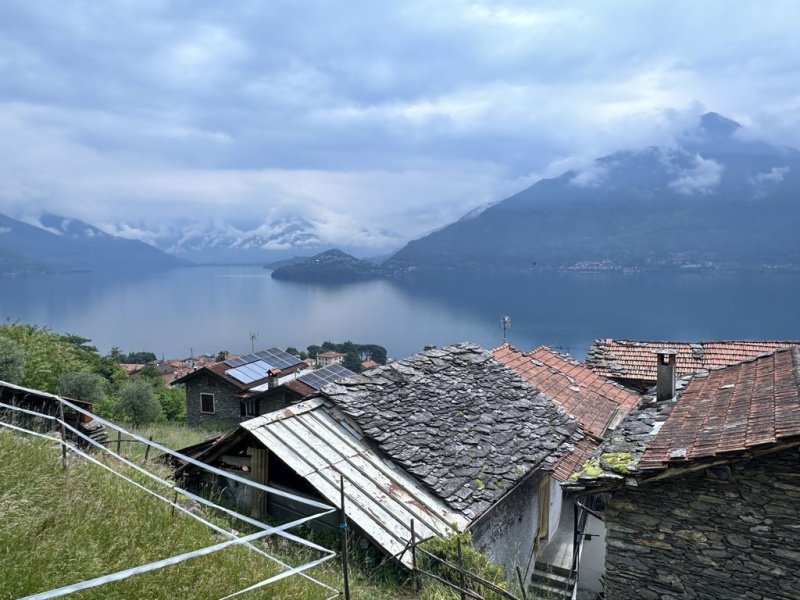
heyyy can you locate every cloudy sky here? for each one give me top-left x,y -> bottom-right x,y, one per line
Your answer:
1,0 -> 799,251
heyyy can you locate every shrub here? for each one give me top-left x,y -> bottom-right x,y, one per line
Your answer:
115,380 -> 163,427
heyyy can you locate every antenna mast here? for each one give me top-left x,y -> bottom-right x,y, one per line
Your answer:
501,315 -> 511,344
249,332 -> 258,352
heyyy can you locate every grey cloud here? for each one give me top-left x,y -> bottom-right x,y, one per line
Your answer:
669,155 -> 724,195
0,1 -> 799,247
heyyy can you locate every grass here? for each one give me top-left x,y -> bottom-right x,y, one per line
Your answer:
0,426 -> 467,600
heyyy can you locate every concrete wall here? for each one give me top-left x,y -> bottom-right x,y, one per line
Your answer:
603,449 -> 800,600
185,377 -> 242,427
472,473 -> 540,582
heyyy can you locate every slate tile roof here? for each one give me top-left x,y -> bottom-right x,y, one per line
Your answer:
493,344 -> 640,438
586,339 -> 800,385
322,343 -> 584,520
570,347 -> 800,487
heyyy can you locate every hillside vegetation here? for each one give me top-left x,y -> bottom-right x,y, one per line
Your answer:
0,427 -> 481,600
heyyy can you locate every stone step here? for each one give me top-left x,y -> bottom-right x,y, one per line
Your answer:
534,561 -> 572,579
530,563 -> 574,600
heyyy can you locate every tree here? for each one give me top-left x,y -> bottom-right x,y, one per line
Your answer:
343,351 -> 362,373
359,344 -> 387,364
125,351 -> 157,364
306,345 -> 322,359
0,335 -> 25,384
108,346 -> 125,363
285,346 -> 308,360
0,322 -> 92,392
58,371 -> 105,405
154,385 -> 186,422
115,380 -> 162,427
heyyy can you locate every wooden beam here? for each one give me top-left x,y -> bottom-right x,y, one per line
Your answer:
250,447 -> 269,518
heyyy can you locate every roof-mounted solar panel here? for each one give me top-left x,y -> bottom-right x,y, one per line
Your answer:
298,364 -> 357,390
224,356 -> 248,368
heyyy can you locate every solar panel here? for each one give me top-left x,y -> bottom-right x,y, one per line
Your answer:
256,347 -> 303,370
299,364 -> 356,390
224,356 -> 248,368
226,360 -> 274,384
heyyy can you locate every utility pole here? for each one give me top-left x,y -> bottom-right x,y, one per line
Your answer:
249,332 -> 258,353
501,315 -> 511,344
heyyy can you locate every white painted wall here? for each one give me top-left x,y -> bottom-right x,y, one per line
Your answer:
577,514 -> 606,596
548,475 -> 563,540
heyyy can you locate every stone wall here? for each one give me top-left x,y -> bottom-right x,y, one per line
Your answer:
472,473 -> 541,582
185,377 -> 242,427
603,448 -> 800,600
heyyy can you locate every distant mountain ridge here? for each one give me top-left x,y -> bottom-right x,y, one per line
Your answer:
386,112 -> 800,273
0,213 -> 188,275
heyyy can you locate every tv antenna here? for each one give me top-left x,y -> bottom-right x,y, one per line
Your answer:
249,332 -> 258,352
501,315 -> 511,344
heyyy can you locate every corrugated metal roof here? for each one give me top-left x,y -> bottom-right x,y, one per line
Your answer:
242,398 -> 468,567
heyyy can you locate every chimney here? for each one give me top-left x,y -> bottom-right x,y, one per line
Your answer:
655,349 -> 678,401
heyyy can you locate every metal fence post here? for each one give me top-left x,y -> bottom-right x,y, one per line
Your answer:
57,400 -> 67,470
143,435 -> 153,463
411,519 -> 421,592
340,475 -> 351,600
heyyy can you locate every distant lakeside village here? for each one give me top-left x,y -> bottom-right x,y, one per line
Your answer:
2,324 -> 799,599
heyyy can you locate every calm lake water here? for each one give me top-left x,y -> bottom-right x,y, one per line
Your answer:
1,266 -> 799,361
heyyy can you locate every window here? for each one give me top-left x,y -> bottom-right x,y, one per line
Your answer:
200,393 -> 215,414
241,397 -> 260,418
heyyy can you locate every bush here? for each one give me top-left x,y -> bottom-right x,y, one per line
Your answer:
0,335 -> 25,384
58,371 -> 106,405
419,531 -> 507,600
115,380 -> 162,427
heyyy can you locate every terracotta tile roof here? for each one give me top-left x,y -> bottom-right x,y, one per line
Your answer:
552,437 -> 600,482
492,344 -> 641,438
638,347 -> 800,471
570,347 -> 800,487
586,339 -> 800,384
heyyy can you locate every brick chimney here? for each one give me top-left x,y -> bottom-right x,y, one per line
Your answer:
655,349 -> 678,401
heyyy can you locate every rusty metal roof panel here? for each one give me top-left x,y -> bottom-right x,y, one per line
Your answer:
242,398 -> 468,567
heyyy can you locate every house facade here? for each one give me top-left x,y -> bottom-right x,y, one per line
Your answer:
570,347 -> 800,599
173,348 -> 306,427
316,351 -> 345,367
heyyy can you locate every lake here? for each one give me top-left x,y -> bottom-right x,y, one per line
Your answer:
1,266 -> 799,361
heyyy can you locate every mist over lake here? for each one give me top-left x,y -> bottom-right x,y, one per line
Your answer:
1,266 -> 798,361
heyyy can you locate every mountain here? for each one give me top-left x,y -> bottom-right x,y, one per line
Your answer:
0,213 -> 188,274
154,217 -> 323,264
386,113 -> 800,273
270,249 -> 387,283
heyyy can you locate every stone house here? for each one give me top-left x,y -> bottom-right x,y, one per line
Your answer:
178,343 -> 592,586
493,343 -> 642,597
316,350 -> 345,367
172,348 -> 306,427
569,347 -> 800,599
585,339 -> 799,391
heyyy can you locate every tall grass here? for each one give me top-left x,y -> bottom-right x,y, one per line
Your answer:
0,427 -> 463,600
